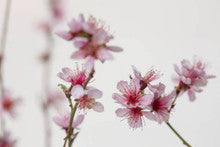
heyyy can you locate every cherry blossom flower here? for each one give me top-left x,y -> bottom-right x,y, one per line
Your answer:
173,57 -> 215,101
132,65 -> 161,90
53,113 -> 84,132
56,14 -> 123,66
144,83 -> 175,124
113,78 -> 153,108
0,92 -> 21,118
71,85 -> 104,112
0,132 -> 16,147
57,64 -> 92,86
116,107 -> 151,128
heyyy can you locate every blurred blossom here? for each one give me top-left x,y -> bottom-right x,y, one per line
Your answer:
173,57 -> 216,101
0,92 -> 21,118
0,132 -> 16,147
71,85 -> 104,112
43,89 -> 65,109
56,13 -> 123,67
53,113 -> 84,132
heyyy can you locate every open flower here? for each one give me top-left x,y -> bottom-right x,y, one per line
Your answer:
0,132 -> 16,147
0,92 -> 21,118
58,64 -> 92,86
113,78 -> 153,108
56,14 -> 123,66
53,113 -> 84,132
144,83 -> 175,124
173,57 -> 215,101
71,85 -> 104,112
132,65 -> 161,90
116,107 -> 152,128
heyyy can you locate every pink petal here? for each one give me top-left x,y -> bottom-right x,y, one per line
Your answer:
85,57 -> 95,72
174,64 -> 181,75
115,108 -> 129,117
143,111 -> 155,121
139,94 -> 154,106
97,49 -> 114,63
130,78 -> 141,94
131,65 -> 142,80
71,50 -> 86,59
188,90 -> 196,101
128,117 -> 142,128
56,30 -> 73,41
87,88 -> 103,99
68,19 -> 81,33
117,81 -> 130,95
71,85 -> 84,99
181,76 -> 191,85
107,46 -> 123,52
73,115 -> 84,127
92,102 -> 104,112
112,93 -> 127,106
73,37 -> 88,48
158,110 -> 170,122
181,59 -> 192,69
62,67 -> 74,77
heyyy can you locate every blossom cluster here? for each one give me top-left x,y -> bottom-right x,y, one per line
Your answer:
56,14 -> 123,67
113,57 -> 215,128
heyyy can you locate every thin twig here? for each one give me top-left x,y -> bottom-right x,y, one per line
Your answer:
166,122 -> 191,147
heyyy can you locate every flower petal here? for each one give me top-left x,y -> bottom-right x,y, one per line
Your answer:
107,46 -> 123,52
97,49 -> 114,63
71,50 -> 86,59
73,37 -> 88,48
92,102 -> 104,112
115,108 -> 129,117
73,115 -> 84,127
87,88 -> 103,99
188,90 -> 196,101
71,85 -> 84,99
55,30 -> 73,41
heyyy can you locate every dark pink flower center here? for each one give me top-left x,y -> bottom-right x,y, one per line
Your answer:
2,99 -> 13,111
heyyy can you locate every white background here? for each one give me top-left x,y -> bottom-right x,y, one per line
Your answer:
0,0 -> 220,146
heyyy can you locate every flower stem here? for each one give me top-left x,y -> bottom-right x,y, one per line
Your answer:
65,68 -> 95,147
0,0 -> 12,135
166,122 -> 191,147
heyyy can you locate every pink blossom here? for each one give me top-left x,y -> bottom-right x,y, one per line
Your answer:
116,107 -> 150,128
57,64 -> 92,86
113,78 -> 153,108
0,132 -> 16,147
132,65 -> 160,90
0,92 -> 21,118
71,85 -> 104,112
53,113 -> 84,132
50,0 -> 64,21
44,89 -> 65,108
173,57 -> 215,101
56,14 -> 123,65
144,83 -> 175,124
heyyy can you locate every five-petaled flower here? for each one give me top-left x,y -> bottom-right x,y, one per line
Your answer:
56,13 -> 123,67
145,83 -> 175,124
71,85 -> 104,112
173,57 -> 215,101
